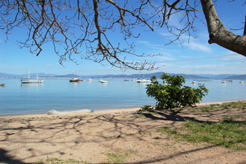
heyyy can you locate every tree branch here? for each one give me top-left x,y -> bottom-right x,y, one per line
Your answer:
2,0 -> 244,70
244,14 -> 246,35
200,0 -> 246,56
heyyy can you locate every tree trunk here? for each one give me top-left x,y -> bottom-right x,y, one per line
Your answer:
244,15 -> 246,36
200,0 -> 246,56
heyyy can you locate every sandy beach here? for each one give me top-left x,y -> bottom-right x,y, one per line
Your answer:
0,100 -> 246,164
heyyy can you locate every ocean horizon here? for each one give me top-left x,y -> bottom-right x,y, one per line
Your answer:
0,78 -> 245,116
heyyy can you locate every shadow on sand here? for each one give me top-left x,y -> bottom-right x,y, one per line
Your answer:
0,107 -> 245,163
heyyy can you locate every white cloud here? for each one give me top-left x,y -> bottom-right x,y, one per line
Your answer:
156,56 -> 174,61
137,40 -> 177,58
179,65 -> 220,69
157,28 -> 211,53
184,42 -> 211,52
137,41 -> 149,44
217,52 -> 245,59
211,52 -> 246,65
159,32 -> 173,37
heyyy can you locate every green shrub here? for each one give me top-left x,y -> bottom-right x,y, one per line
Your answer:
146,73 -> 208,110
139,105 -> 154,112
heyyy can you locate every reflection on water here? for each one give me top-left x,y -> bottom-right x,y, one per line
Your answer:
21,83 -> 44,93
21,83 -> 44,87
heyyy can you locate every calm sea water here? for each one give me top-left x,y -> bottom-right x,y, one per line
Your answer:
0,78 -> 245,115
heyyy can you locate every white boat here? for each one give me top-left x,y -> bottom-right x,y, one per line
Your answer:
222,80 -> 227,83
21,70 -> 44,83
87,78 -> 93,81
192,80 -> 196,84
136,78 -> 151,83
239,80 -> 244,83
69,72 -> 81,82
99,79 -> 109,83
21,79 -> 44,83
70,77 -> 80,82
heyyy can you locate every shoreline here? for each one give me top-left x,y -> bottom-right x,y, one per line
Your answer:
1,99 -> 245,119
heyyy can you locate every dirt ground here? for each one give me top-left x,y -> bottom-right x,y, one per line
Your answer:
0,102 -> 246,164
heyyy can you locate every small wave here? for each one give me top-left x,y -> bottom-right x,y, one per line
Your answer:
47,109 -> 94,115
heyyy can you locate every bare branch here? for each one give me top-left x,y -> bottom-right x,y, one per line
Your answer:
1,0 -> 244,70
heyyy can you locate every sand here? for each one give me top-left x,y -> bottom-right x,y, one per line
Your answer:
0,101 -> 246,164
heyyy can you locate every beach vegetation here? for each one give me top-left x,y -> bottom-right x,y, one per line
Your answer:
146,73 -> 208,110
157,119 -> 246,150
125,133 -> 135,136
105,152 -> 127,164
199,106 -> 216,112
36,156 -> 89,164
105,149 -> 137,164
222,116 -> 235,123
139,105 -> 154,112
103,135 -> 116,139
125,149 -> 138,156
130,114 -> 145,118
197,101 -> 246,113
221,101 -> 246,110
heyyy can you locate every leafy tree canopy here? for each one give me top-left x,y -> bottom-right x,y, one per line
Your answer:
146,73 -> 208,110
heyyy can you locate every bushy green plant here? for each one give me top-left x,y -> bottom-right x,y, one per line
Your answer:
139,105 -> 154,112
146,73 -> 208,110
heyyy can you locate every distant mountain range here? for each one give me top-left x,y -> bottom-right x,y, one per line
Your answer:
0,72 -> 57,78
0,72 -> 245,79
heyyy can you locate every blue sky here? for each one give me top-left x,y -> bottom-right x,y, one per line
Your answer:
0,0 -> 246,76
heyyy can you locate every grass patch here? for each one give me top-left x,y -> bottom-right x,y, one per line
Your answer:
222,116 -> 235,123
103,135 -> 115,139
197,101 -> 246,112
105,152 -> 127,164
210,104 -> 220,107
157,126 -> 178,135
200,101 -> 246,112
157,120 -> 246,150
125,133 -> 135,136
37,157 -> 89,164
130,115 -> 138,118
221,101 -> 246,110
125,149 -> 138,156
199,106 -> 216,112
105,149 -> 137,164
139,105 -> 154,112
130,114 -> 145,118
152,112 -> 159,115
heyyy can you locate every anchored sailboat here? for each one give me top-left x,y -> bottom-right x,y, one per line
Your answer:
21,70 -> 44,83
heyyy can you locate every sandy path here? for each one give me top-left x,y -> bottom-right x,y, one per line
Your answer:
0,101 -> 246,164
